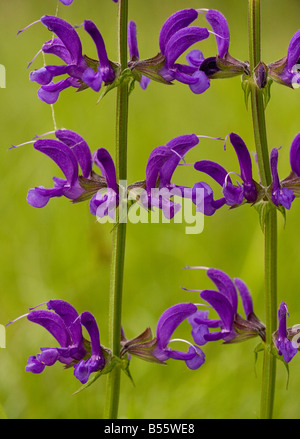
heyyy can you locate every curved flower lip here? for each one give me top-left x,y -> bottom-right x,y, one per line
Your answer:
286,30 -> 300,71
164,27 -> 209,69
128,21 -> 139,60
159,9 -> 199,55
93,148 -> 118,193
41,16 -> 83,64
27,130 -> 94,208
206,268 -> 238,313
233,278 -> 253,319
154,302 -> 205,369
290,132 -> 300,176
55,129 -> 92,179
27,309 -> 73,348
146,134 -> 199,192
275,302 -> 298,363
84,20 -> 115,83
270,147 -> 295,209
205,9 -> 230,58
34,138 -> 79,187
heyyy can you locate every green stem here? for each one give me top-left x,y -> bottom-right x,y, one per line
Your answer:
104,0 -> 129,420
248,0 -> 277,419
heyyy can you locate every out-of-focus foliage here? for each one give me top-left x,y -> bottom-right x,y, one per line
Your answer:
1,0 -> 300,419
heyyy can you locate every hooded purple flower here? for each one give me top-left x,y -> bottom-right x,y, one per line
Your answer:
59,0 -> 73,5
30,16 -> 115,103
187,268 -> 265,344
193,132 -> 258,216
158,9 -> 211,93
24,300 -> 105,383
273,302 -> 298,363
268,30 -> 300,89
186,9 -> 248,94
26,129 -> 118,218
141,134 -> 199,219
127,21 -> 151,90
153,303 -> 205,370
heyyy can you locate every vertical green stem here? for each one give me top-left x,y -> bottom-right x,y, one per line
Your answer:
104,0 -> 129,420
248,0 -> 277,419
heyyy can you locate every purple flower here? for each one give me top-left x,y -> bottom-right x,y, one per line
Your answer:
153,303 -> 205,370
24,300 -> 105,383
27,129 -> 118,218
270,148 -> 295,209
193,132 -> 258,216
188,268 -> 265,344
273,302 -> 298,363
268,30 -> 300,88
158,9 -> 210,93
127,21 -> 151,90
186,10 -> 248,93
59,0 -> 73,5
30,16 -> 115,103
141,134 -> 199,219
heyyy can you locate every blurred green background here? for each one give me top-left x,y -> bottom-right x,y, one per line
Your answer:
1,0 -> 300,419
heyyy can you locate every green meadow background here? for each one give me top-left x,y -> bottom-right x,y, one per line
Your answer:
1,0 -> 300,419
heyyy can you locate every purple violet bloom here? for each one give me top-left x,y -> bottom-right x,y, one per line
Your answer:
127,21 -> 151,90
25,300 -> 105,383
158,9 -> 211,94
141,134 -> 199,219
186,9 -> 248,93
193,132 -> 258,216
27,129 -> 119,218
270,148 -> 295,209
274,302 -> 298,363
153,303 -> 205,370
30,16 -> 115,103
188,268 -> 265,344
268,30 -> 300,89
59,0 -> 73,5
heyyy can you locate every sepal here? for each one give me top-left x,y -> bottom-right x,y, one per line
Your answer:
129,53 -> 173,86
210,53 -> 249,79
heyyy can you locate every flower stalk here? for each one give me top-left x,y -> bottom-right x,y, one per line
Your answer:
104,0 -> 129,419
248,0 -> 277,419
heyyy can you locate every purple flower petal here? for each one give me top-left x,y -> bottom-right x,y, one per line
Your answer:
200,289 -> 234,334
286,30 -> 300,71
188,310 -> 210,346
33,138 -> 79,187
42,38 -> 73,64
37,348 -> 59,366
128,21 -> 139,59
186,49 -> 205,68
25,356 -> 45,374
234,278 -> 254,318
271,148 -> 295,209
41,16 -> 83,64
192,181 -> 226,216
93,148 -> 118,192
194,160 -> 229,187
185,346 -> 206,370
38,77 -> 79,104
156,303 -> 197,350
159,9 -> 199,55
27,310 -> 72,348
159,134 -> 199,187
55,129 -> 92,178
30,65 -> 70,85
206,9 -> 230,58
164,27 -> 209,69
290,132 -> 300,176
27,186 -> 65,208
84,20 -> 115,83
207,268 -> 238,313
47,300 -> 83,347
189,70 -> 210,94
276,302 -> 298,363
